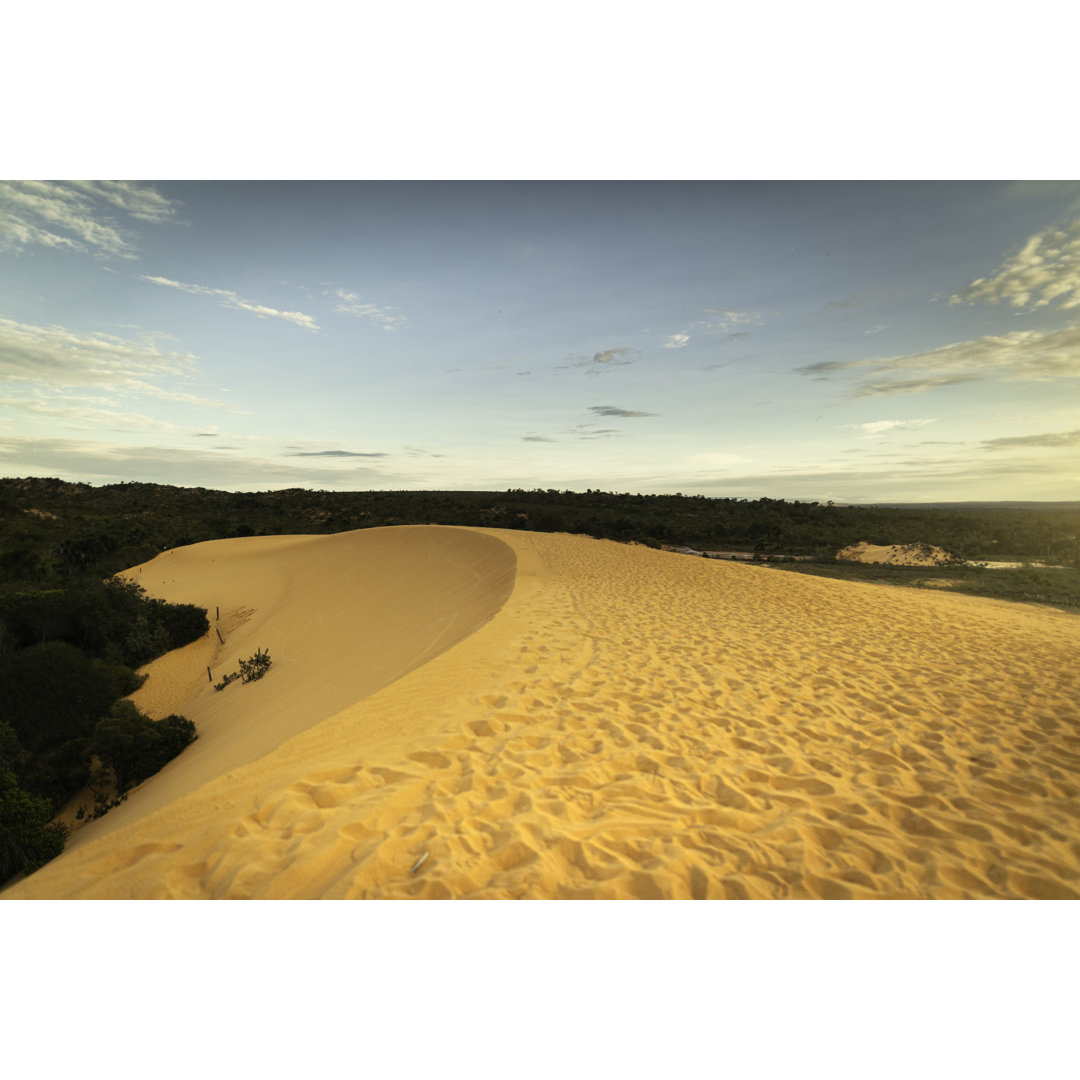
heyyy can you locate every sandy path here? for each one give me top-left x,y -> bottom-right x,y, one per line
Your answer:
6,528 -> 1079,899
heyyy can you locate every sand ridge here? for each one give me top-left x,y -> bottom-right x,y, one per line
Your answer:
5,528 -> 1080,899
51,525 -> 517,852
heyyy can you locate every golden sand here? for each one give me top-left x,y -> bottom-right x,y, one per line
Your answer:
5,525 -> 1079,899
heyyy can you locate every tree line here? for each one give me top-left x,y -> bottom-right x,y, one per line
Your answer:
3,478 -> 1078,576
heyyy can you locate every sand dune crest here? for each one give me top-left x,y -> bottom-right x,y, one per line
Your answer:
46,526 -> 516,853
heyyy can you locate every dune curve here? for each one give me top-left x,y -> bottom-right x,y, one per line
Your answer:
36,525 -> 516,854
5,528 -> 1080,900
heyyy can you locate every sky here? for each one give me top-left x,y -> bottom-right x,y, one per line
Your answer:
2,179 -> 1080,503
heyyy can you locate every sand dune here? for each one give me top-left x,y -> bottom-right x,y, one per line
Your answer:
51,526 -> 516,850
5,526 -> 1080,899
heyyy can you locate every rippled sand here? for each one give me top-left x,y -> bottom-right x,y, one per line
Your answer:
5,526 -> 1079,899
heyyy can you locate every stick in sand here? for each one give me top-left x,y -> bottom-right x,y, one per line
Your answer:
409,852 -> 429,874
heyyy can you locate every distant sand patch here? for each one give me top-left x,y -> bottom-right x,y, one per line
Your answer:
837,541 -> 954,566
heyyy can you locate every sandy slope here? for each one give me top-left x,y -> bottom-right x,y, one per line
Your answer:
6,527 -> 1080,899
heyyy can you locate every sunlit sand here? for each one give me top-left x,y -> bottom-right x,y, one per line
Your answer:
6,525 -> 1079,899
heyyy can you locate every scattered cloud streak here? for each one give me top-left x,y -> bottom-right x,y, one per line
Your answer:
0,316 -> 227,407
701,309 -> 762,331
797,325 -> 1080,397
559,347 -> 636,373
950,215 -> 1080,310
0,436 -> 414,489
570,426 -> 620,440
286,449 -> 388,458
142,275 -> 319,331
589,405 -> 658,418
0,390 -> 181,433
662,333 -> 690,349
0,180 -> 179,258
593,347 -> 632,365
851,419 -> 936,437
330,288 -> 405,331
980,428 -> 1080,450
816,290 -> 891,316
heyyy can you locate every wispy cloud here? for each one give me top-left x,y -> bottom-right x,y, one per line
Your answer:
593,347 -> 632,365
0,436 -> 414,489
797,325 -> 1080,397
701,309 -> 762,330
589,405 -> 658,418
980,428 -> 1080,450
286,449 -> 388,458
142,275 -> 319,331
0,180 -> 179,258
65,181 -> 179,224
851,419 -> 936,437
950,215 -> 1080,311
815,290 -> 891,316
0,316 -> 227,403
570,426 -> 621,440
523,434 -> 556,442
329,288 -> 405,331
556,347 -> 635,373
662,333 -> 690,349
0,390 -> 181,433
661,454 -> 1078,501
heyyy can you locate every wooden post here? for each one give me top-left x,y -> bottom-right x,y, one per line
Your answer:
216,606 -> 219,621
207,667 -> 212,683
216,629 -> 224,644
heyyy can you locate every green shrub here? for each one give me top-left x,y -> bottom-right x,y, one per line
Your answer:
0,642 -> 121,755
123,620 -> 170,667
215,648 -> 272,691
156,601 -> 210,650
0,765 -> 68,884
89,701 -> 197,794
0,720 -> 26,773
239,647 -> 271,683
22,737 -> 92,810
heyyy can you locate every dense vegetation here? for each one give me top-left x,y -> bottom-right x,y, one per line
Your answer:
0,494 -> 207,885
2,477 -> 1078,575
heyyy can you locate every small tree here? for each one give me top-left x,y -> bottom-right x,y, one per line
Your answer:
215,648 -> 272,690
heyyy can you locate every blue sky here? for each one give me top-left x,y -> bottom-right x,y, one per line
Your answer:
2,179 -> 1079,501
